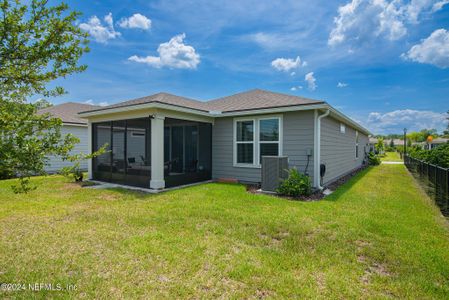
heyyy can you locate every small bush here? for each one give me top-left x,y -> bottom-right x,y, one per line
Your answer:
368,152 -> 381,165
276,168 -> 311,197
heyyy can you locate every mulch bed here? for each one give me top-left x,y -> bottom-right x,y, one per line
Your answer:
246,164 -> 369,201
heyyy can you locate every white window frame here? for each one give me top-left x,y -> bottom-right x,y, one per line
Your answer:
355,130 -> 359,159
233,115 -> 283,168
340,123 -> 346,134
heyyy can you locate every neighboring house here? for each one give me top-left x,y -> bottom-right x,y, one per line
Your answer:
78,89 -> 370,190
428,137 -> 449,149
385,139 -> 404,147
38,102 -> 95,173
368,137 -> 378,152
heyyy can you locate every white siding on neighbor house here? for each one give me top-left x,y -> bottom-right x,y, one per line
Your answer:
45,125 -> 88,173
212,110 -> 315,183
320,116 -> 369,185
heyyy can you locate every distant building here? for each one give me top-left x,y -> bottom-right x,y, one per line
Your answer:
428,137 -> 449,149
38,102 -> 96,173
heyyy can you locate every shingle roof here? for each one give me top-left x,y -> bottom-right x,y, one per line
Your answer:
81,92 -> 210,113
205,89 -> 324,112
38,102 -> 98,125
79,89 -> 324,115
432,137 -> 449,143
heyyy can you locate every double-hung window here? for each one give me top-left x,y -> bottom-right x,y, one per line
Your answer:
355,130 -> 359,159
236,120 -> 255,165
234,116 -> 282,167
259,118 -> 280,163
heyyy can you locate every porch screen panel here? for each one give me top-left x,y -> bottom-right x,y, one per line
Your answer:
125,118 -> 151,187
164,118 -> 212,188
171,126 -> 184,173
185,125 -> 198,172
111,120 -> 126,184
92,122 -> 111,181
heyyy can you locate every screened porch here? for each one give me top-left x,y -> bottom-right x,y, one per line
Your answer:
91,116 -> 212,189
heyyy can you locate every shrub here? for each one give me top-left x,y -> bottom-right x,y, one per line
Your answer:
276,168 -> 311,197
368,152 -> 381,165
408,143 -> 449,168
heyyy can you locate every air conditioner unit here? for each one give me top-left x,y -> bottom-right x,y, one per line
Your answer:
261,156 -> 289,192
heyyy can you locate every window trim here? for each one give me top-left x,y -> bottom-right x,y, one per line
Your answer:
233,115 -> 283,168
355,130 -> 359,159
340,123 -> 346,134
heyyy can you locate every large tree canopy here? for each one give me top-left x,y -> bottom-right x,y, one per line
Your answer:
0,0 -> 89,192
0,0 -> 89,101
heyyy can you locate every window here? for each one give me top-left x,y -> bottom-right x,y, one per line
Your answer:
131,132 -> 145,137
355,130 -> 359,159
236,120 -> 254,164
234,116 -> 282,167
259,118 -> 280,163
340,123 -> 346,134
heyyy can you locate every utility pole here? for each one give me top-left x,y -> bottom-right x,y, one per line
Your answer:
403,128 -> 407,159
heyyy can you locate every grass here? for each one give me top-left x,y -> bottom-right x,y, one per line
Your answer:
381,151 -> 402,162
1,165 -> 449,298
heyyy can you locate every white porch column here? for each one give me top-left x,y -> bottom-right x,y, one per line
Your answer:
150,115 -> 165,189
87,120 -> 93,180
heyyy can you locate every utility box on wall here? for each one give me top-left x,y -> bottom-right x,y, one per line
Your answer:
261,156 -> 289,192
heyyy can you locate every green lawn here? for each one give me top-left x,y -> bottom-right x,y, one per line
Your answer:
1,165 -> 449,299
381,151 -> 402,162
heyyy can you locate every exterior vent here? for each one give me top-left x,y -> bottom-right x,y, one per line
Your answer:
261,156 -> 289,192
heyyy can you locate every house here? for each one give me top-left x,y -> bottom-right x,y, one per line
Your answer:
38,102 -> 95,173
368,137 -> 378,152
78,89 -> 370,190
385,139 -> 404,147
428,137 -> 449,149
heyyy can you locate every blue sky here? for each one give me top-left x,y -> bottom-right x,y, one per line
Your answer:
46,0 -> 449,134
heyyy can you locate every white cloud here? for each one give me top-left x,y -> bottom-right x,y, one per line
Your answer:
328,0 -> 446,46
84,100 -> 108,107
79,13 -> 120,44
128,33 -> 200,69
271,56 -> 306,72
363,109 -> 448,134
290,85 -> 303,91
337,82 -> 348,88
401,29 -> 449,68
304,72 -> 317,90
432,0 -> 449,12
119,13 -> 152,30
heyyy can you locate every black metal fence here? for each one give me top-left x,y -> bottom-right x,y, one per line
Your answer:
404,155 -> 449,217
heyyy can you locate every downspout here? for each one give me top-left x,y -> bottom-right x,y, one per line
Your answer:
314,108 -> 330,190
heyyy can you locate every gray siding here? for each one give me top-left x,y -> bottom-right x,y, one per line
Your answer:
212,110 -> 315,183
320,116 -> 368,185
45,125 -> 88,173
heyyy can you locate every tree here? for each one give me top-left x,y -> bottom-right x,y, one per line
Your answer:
34,98 -> 53,109
408,131 -> 425,143
420,128 -> 438,140
0,0 -> 89,192
375,138 -> 385,154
